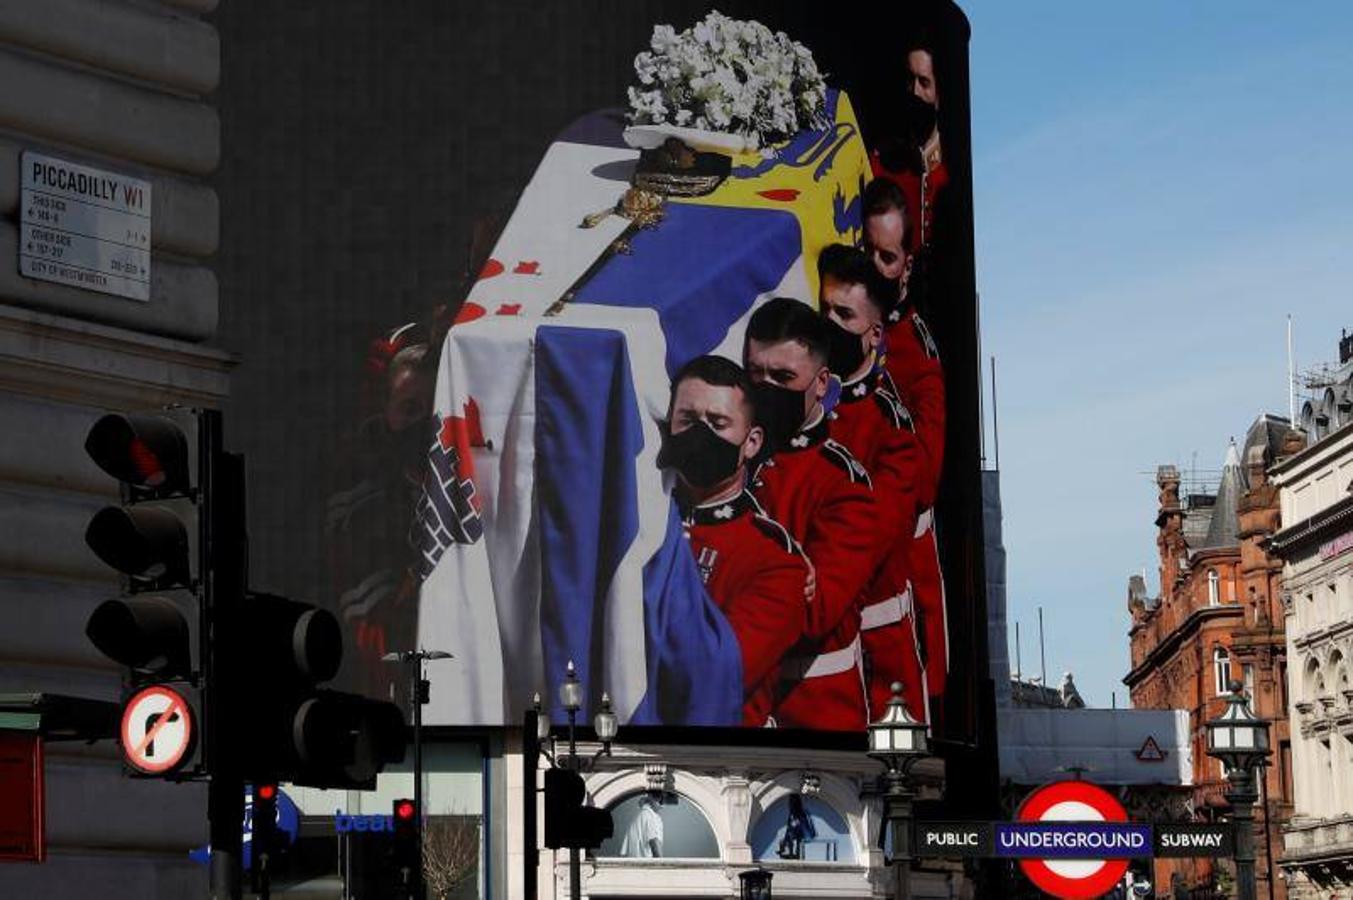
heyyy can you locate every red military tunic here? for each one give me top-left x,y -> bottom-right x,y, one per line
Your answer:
870,138 -> 949,252
751,409 -> 877,731
682,489 -> 811,727
827,363 -> 927,721
881,302 -> 949,699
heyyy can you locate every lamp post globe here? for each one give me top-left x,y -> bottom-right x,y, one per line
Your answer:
1205,680 -> 1270,772
868,682 -> 928,770
1203,680 -> 1271,900
594,692 -> 618,744
533,692 -> 552,744
559,660 -> 584,714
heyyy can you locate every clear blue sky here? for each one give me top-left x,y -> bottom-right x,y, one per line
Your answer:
964,1 -> 1353,705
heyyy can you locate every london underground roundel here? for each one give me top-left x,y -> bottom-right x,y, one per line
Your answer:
1016,780 -> 1130,899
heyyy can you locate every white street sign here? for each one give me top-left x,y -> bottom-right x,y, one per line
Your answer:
19,151 -> 151,301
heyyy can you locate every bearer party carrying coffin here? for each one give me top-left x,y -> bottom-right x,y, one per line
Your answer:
415,13 -> 871,728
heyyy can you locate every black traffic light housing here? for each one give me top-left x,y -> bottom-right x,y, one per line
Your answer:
544,768 -> 613,850
240,592 -> 406,788
83,412 -> 203,777
83,407 -> 408,893
392,797 -> 419,886
85,596 -> 192,680
250,782 -> 278,891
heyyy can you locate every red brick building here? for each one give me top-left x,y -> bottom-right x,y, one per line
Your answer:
1126,417 -> 1299,898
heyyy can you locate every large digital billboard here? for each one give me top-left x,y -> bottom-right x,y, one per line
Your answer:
218,1 -> 987,745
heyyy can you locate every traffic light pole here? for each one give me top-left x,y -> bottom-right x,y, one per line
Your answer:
385,649 -> 450,900
204,413 -> 246,900
412,657 -> 424,900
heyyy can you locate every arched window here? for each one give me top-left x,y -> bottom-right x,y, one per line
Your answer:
750,794 -> 855,863
1213,646 -> 1232,696
1207,569 -> 1220,606
598,792 -> 718,860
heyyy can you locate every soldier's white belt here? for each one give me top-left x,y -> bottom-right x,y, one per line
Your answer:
861,588 -> 913,631
914,508 -> 934,539
784,634 -> 862,681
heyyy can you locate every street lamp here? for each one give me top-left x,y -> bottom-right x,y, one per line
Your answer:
1204,680 -> 1271,900
867,682 -> 929,900
738,866 -> 774,900
549,661 -> 616,900
382,648 -> 453,900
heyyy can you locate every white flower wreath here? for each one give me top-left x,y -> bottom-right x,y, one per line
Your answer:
626,10 -> 828,149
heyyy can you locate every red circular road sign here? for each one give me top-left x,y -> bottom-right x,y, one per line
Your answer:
1016,780 -> 1130,899
120,685 -> 194,775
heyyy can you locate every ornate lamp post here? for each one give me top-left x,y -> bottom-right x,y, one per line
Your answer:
867,682 -> 929,900
738,866 -> 773,900
544,661 -> 617,900
1204,680 -> 1271,900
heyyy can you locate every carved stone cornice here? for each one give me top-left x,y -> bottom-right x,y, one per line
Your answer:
0,302 -> 232,409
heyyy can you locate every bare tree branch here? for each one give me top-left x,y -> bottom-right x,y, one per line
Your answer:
423,816 -> 480,899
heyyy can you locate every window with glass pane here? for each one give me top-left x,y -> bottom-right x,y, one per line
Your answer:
598,793 -> 719,859
1213,647 -> 1231,696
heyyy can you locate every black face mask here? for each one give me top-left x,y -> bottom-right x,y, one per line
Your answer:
900,91 -> 938,149
823,319 -> 868,379
657,420 -> 744,488
751,382 -> 808,454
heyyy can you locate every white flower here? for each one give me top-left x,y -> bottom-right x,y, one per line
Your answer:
650,24 -> 678,53
626,10 -> 827,144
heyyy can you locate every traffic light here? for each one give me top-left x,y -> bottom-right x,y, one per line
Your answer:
543,768 -> 613,850
240,592 -> 406,788
391,797 -> 419,888
83,412 -> 202,777
84,407 -> 406,786
250,782 -> 278,890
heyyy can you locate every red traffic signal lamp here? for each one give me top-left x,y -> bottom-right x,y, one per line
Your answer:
544,768 -> 613,850
391,797 -> 420,889
84,414 -> 191,497
83,414 -> 194,593
251,782 -> 279,892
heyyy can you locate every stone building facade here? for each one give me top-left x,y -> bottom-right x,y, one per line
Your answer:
1126,418 -> 1296,899
542,744 -> 961,900
1269,340 -> 1353,898
0,1 -> 226,897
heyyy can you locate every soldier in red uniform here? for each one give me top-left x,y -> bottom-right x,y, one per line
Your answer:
816,248 -> 927,721
861,181 -> 945,492
868,32 -> 948,252
828,236 -> 951,703
659,355 -> 812,727
742,298 -> 879,730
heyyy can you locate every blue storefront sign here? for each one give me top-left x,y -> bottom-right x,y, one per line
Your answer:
334,812 -> 396,834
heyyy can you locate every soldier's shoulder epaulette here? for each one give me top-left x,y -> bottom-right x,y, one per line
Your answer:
873,386 -> 915,432
751,512 -> 798,556
912,312 -> 940,360
819,439 -> 872,487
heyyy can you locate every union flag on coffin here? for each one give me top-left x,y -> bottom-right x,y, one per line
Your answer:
411,399 -> 485,579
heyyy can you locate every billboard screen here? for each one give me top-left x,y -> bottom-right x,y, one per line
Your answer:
217,1 -> 987,743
